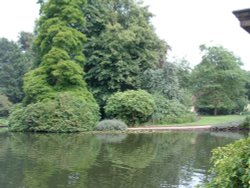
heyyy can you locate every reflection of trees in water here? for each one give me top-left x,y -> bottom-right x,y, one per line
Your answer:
0,132 -> 244,188
0,133 -> 101,188
106,134 -> 157,169
191,132 -> 246,185
95,134 -> 127,144
86,132 -> 244,188
86,134 -> 158,188
143,132 -> 199,187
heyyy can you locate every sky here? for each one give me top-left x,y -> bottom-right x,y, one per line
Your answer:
0,0 -> 250,70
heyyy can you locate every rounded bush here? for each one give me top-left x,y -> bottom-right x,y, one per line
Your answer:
151,93 -> 196,124
8,93 -> 100,132
94,119 -> 127,131
105,90 -> 155,126
0,94 -> 13,117
206,137 -> 250,187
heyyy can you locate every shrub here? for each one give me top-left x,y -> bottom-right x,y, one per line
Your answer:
105,90 -> 155,126
94,119 -> 127,131
151,93 -> 196,124
0,94 -> 13,117
205,137 -> 250,188
8,93 -> 100,132
243,116 -> 250,129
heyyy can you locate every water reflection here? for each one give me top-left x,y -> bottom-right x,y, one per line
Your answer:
0,131 -> 247,188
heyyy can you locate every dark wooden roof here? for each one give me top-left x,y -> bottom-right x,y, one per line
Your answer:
233,8 -> 250,34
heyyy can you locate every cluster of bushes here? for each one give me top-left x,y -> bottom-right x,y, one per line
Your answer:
98,90 -> 195,127
8,93 -> 99,132
0,94 -> 13,117
7,88 -> 196,132
243,116 -> 250,129
205,137 -> 250,187
150,93 -> 196,124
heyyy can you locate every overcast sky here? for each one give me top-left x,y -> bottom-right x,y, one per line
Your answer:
0,0 -> 250,70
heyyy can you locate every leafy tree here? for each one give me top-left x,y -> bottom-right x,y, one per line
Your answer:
9,0 -> 99,132
245,71 -> 250,100
191,45 -> 247,115
0,94 -> 13,117
83,0 -> 168,108
174,58 -> 192,89
142,63 -> 182,100
0,38 -> 32,103
18,31 -> 34,52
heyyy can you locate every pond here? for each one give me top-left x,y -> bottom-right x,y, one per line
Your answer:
0,131 -> 248,188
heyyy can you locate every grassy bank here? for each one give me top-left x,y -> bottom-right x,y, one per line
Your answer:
152,115 -> 246,127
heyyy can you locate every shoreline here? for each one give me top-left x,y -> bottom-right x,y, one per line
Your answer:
127,125 -> 212,131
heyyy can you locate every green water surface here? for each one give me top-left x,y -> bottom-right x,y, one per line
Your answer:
0,131 -> 247,188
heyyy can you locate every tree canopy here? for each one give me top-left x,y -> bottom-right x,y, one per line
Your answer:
83,0 -> 168,107
0,38 -> 32,103
191,45 -> 247,115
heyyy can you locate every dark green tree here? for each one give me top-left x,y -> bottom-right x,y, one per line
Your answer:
0,94 -> 13,117
191,45 -> 247,115
142,63 -> 182,101
9,0 -> 99,132
0,38 -> 32,103
18,31 -> 34,52
83,0 -> 168,108
245,71 -> 250,101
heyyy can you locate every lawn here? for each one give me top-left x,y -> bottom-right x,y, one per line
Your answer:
162,115 -> 246,126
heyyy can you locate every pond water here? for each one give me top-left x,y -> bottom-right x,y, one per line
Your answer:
0,131 -> 248,188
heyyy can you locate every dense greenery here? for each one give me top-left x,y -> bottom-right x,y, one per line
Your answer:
142,62 -> 193,107
0,37 -> 33,103
94,119 -> 128,131
9,0 -> 99,132
105,90 -> 155,125
150,93 -> 196,124
205,137 -> 250,187
3,0 -> 250,133
243,116 -> 250,128
0,94 -> 13,117
191,45 -> 247,115
9,93 -> 99,132
83,0 -> 168,108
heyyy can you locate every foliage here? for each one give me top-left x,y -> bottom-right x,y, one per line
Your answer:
245,71 -> 250,101
0,38 -> 33,103
142,63 -> 192,108
9,0 -> 100,132
175,58 -> 192,89
94,119 -> 127,131
0,117 -> 8,126
205,137 -> 250,188
243,116 -> 250,128
83,0 -> 168,108
1,133 -> 101,188
105,90 -> 155,126
8,93 -> 99,132
0,94 -> 13,117
18,31 -> 34,52
150,93 -> 196,124
142,63 -> 181,100
191,45 -> 247,115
